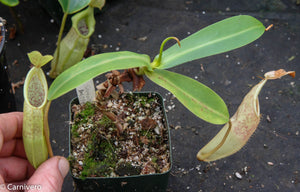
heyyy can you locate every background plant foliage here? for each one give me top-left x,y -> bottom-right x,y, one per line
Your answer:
0,0 -> 19,7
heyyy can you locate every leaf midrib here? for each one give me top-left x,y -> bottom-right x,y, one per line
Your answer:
150,71 -> 227,120
161,25 -> 262,67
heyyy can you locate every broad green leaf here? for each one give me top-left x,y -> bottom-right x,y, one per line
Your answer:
197,69 -> 295,162
0,0 -> 19,7
28,51 -> 53,68
146,69 -> 229,124
58,0 -> 91,14
48,51 -> 151,100
155,15 -> 265,69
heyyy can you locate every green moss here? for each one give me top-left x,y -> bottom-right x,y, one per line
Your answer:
81,133 -> 117,178
98,114 -> 114,128
71,102 -> 96,137
80,102 -> 95,117
151,156 -> 157,163
140,129 -> 148,136
71,124 -> 79,137
124,92 -> 135,103
140,96 -> 155,107
80,157 -> 113,178
74,102 -> 95,123
125,93 -> 156,107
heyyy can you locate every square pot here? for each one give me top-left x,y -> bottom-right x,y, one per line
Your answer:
69,92 -> 172,192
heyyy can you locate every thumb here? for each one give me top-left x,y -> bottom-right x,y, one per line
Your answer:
26,156 -> 69,192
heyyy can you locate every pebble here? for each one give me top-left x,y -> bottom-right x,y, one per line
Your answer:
175,125 -> 181,130
235,172 -> 243,179
267,161 -> 274,166
138,36 -> 147,41
195,165 -> 201,171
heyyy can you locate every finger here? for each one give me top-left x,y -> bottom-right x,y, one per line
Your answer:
0,176 -> 9,192
0,112 -> 23,157
0,139 -> 27,158
0,157 -> 35,183
26,156 -> 69,192
0,112 -> 23,141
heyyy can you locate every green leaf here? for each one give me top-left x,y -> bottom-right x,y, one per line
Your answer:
155,15 -> 265,69
0,0 -> 19,7
58,0 -> 91,14
48,51 -> 151,101
146,69 -> 229,124
27,51 -> 53,68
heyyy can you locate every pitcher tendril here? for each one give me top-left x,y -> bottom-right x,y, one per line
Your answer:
197,120 -> 232,161
152,36 -> 181,69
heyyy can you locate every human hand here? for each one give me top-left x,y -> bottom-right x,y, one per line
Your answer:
0,112 -> 69,192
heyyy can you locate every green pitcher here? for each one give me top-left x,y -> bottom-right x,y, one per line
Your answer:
49,6 -> 95,78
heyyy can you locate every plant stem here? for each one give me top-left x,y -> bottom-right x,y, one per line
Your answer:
51,13 -> 68,76
44,100 -> 53,157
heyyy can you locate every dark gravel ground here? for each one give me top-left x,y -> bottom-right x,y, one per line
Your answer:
1,0 -> 299,191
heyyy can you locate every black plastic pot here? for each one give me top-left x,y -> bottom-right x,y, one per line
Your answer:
0,18 -> 16,113
69,92 -> 172,192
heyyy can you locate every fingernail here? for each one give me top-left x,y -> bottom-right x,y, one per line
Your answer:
58,157 -> 69,178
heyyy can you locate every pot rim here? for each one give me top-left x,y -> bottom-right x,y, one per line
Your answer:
68,91 -> 173,180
